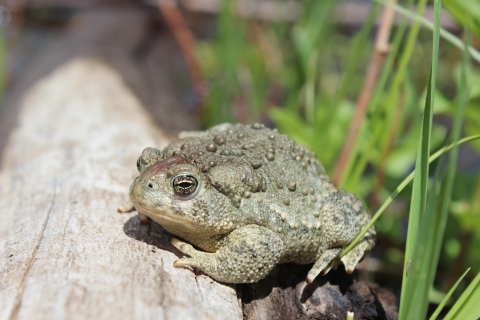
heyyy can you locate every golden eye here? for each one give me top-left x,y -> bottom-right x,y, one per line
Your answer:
172,174 -> 198,195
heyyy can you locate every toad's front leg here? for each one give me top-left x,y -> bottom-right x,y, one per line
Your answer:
172,225 -> 283,283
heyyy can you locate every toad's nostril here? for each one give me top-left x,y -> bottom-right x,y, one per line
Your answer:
147,182 -> 154,189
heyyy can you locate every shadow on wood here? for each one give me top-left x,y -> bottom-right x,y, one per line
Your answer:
124,212 -> 398,320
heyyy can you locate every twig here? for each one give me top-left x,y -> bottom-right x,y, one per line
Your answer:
157,0 -> 206,99
332,0 -> 396,187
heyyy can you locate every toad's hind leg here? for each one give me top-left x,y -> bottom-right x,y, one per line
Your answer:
172,224 -> 283,283
306,231 -> 376,284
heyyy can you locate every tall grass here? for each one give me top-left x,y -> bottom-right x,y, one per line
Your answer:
399,0 -> 442,316
197,0 -> 480,317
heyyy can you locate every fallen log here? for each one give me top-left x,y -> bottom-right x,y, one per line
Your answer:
0,9 -> 397,320
0,58 -> 243,319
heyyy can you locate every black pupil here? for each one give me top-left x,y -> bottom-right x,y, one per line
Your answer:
173,175 -> 197,195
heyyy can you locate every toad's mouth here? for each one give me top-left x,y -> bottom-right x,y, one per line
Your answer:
133,201 -> 199,229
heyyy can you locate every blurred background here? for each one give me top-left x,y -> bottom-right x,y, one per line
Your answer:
1,0 -> 479,316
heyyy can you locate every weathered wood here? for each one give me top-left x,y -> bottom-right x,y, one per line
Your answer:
0,8 -> 399,320
0,58 -> 242,320
238,263 -> 398,320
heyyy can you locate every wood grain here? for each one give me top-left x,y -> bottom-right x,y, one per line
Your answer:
0,58 -> 242,320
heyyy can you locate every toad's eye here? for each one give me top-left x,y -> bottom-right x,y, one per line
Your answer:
172,174 -> 198,195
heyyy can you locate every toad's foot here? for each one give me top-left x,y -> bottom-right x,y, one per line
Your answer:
117,201 -> 149,224
117,200 -> 135,213
306,231 -> 376,284
306,248 -> 343,284
171,225 -> 283,283
340,239 -> 373,274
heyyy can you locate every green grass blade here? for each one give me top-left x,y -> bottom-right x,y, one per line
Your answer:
398,0 -> 442,315
426,29 -> 472,320
374,0 -> 480,63
429,268 -> 471,320
444,271 -> 480,320
403,13 -> 471,319
396,69 -> 432,313
339,134 -> 480,257
441,31 -> 479,320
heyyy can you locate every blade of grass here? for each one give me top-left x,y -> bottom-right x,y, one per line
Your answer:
402,11 -> 471,319
414,135 -> 450,310
444,271 -> 480,319
339,134 -> 480,257
399,0 -> 442,315
374,0 -> 480,63
399,65 -> 435,288
427,28 -> 472,315
429,268 -> 471,320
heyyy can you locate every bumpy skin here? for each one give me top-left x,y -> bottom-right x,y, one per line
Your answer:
129,123 -> 376,284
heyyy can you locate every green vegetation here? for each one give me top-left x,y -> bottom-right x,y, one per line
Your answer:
197,0 -> 480,318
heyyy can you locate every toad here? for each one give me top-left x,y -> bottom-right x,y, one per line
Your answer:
124,123 -> 376,283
